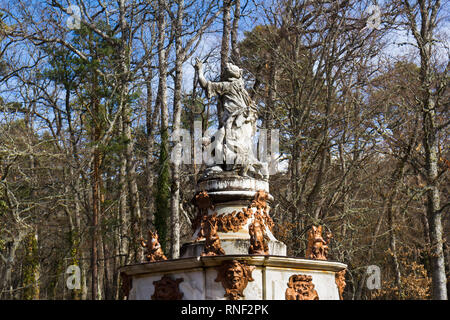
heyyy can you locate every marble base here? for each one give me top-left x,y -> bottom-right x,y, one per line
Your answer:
120,255 -> 346,300
196,173 -> 270,195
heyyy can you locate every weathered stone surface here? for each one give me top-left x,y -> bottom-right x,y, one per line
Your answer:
214,260 -> 256,300
140,230 -> 167,262
196,174 -> 270,195
130,271 -> 204,300
194,59 -> 269,180
180,238 -> 286,258
266,268 -> 339,300
121,256 -> 346,300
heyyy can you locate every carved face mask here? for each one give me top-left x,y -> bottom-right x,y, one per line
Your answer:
226,264 -> 244,289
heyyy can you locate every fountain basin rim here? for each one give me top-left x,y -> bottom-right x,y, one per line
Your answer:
119,255 -> 347,276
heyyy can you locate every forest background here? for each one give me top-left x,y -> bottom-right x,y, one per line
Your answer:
0,0 -> 448,300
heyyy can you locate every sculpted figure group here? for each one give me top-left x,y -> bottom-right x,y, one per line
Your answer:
305,225 -> 332,261
124,57 -> 347,301
194,58 -> 269,180
194,190 -> 271,256
285,274 -> 319,300
140,230 -> 167,262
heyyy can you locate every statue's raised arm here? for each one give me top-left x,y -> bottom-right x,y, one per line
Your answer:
195,58 -> 256,118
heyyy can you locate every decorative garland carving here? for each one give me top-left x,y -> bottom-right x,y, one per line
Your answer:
285,274 -> 319,300
151,275 -> 184,300
200,213 -> 225,256
193,190 -> 274,238
216,208 -> 253,233
335,269 -> 346,300
248,215 -> 269,255
140,230 -> 167,262
215,260 -> 255,300
251,190 -> 269,210
305,225 -> 332,260
120,272 -> 132,299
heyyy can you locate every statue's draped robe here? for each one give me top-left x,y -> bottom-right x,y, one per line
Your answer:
204,77 -> 261,169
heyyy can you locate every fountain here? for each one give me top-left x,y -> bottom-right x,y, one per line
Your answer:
119,59 -> 347,300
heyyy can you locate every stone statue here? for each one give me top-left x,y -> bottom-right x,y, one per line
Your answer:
305,225 -> 332,261
140,230 -> 167,262
200,213 -> 225,256
335,269 -> 346,300
194,58 -> 268,180
248,216 -> 269,255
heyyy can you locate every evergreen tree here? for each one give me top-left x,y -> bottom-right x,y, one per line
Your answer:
155,129 -> 170,253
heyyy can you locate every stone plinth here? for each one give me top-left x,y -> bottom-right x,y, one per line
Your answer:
195,173 -> 271,197
180,239 -> 286,258
120,255 -> 346,300
120,173 -> 347,301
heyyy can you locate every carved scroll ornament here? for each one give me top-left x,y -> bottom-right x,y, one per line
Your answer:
285,274 -> 319,300
151,275 -> 184,300
194,190 -> 274,239
140,230 -> 167,262
248,215 -> 269,255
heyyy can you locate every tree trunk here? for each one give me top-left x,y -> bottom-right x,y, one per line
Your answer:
423,108 -> 447,299
123,105 -> 143,262
146,69 -> 156,230
231,0 -> 240,63
170,0 -> 184,259
91,73 -> 101,300
155,0 -> 171,252
119,0 -> 142,263
403,0 -> 448,300
218,0 -> 232,127
91,137 -> 100,300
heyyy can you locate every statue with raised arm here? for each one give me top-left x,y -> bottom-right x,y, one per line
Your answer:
194,58 -> 268,180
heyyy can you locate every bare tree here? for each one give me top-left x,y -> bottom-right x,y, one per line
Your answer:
397,0 -> 448,300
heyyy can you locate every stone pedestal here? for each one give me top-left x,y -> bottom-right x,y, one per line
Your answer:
119,173 -> 346,300
121,256 -> 346,300
183,173 -> 286,257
